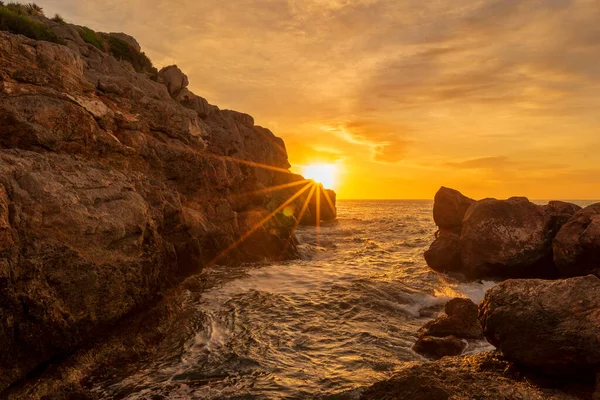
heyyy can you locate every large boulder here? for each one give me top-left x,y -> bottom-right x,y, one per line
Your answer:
460,197 -> 555,278
432,187 -> 475,233
423,231 -> 461,274
553,203 -> 600,277
158,65 -> 189,95
479,275 -> 600,376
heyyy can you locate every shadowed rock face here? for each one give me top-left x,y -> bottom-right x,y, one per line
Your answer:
425,187 -> 583,279
0,21 -> 335,392
553,203 -> 600,277
479,275 -> 600,377
432,186 -> 475,234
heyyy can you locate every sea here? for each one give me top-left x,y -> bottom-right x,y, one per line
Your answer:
89,199 -> 595,399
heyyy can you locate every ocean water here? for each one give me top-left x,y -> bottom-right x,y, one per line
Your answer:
89,200 -> 506,399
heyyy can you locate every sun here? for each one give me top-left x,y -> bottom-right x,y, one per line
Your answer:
302,163 -> 338,189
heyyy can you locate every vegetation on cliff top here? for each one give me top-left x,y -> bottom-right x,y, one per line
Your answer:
0,2 -> 62,44
0,2 -> 157,76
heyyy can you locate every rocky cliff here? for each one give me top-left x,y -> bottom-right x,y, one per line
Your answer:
0,6 -> 335,392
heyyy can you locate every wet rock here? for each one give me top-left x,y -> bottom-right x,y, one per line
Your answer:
461,197 -> 555,278
419,298 -> 483,340
412,335 -> 466,360
479,275 -> 600,376
359,352 -> 585,400
304,185 -> 337,224
432,187 -> 475,234
553,203 -> 600,277
423,231 -> 461,274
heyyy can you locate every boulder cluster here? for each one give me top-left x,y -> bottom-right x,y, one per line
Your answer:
0,13 -> 336,394
425,186 -> 598,279
394,187 -> 600,399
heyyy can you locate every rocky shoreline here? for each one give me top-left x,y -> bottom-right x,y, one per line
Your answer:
0,5 -> 335,396
360,188 -> 600,400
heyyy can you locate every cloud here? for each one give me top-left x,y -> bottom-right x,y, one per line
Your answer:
35,0 -> 600,198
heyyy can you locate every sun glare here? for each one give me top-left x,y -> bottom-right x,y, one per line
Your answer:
302,164 -> 338,189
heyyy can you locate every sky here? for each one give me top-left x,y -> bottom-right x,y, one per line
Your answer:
36,0 -> 600,199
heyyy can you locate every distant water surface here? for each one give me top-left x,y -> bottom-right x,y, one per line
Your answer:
90,199 -> 597,399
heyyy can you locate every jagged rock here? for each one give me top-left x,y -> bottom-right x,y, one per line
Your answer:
359,352 -> 585,400
553,203 -> 600,277
412,335 -> 466,360
158,65 -> 189,95
304,184 -> 337,224
479,275 -> 600,376
432,187 -> 475,233
460,197 -> 555,278
173,87 -> 213,118
0,25 -> 333,393
423,231 -> 461,274
418,298 -> 483,340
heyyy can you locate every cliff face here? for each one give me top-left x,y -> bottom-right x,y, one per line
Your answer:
0,14 -> 335,392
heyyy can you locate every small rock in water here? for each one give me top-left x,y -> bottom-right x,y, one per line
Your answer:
412,335 -> 466,360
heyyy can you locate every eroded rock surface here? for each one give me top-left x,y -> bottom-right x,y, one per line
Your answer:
0,23 -> 335,392
553,204 -> 600,277
460,197 -> 555,278
479,275 -> 600,377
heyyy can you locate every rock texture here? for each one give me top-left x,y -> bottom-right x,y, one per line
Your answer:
425,187 -> 582,279
0,19 -> 335,392
553,203 -> 600,277
460,197 -> 555,278
423,230 -> 461,274
432,186 -> 475,234
479,275 -> 600,376
359,352 -> 587,400
413,297 -> 482,360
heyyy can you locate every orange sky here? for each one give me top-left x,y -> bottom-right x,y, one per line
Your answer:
37,0 -> 600,200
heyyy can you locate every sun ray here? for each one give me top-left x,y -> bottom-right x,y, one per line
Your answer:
213,153 -> 294,174
279,183 -> 317,257
207,182 -> 313,266
227,179 -> 309,201
321,186 -> 336,215
316,184 -> 321,248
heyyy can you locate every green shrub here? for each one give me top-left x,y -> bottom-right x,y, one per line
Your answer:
0,5 -> 62,43
77,25 -> 105,50
51,13 -> 64,24
106,35 -> 156,74
4,2 -> 43,16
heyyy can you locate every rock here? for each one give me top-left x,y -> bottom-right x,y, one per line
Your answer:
423,231 -> 461,274
0,25 -> 334,392
553,203 -> 600,277
158,65 -> 189,95
479,275 -> 600,376
460,197 -> 555,278
419,298 -> 483,340
412,335 -> 466,360
432,187 -> 475,233
305,184 -> 337,224
173,87 -> 213,118
108,32 -> 141,52
545,201 -> 582,237
359,352 -> 585,400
